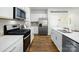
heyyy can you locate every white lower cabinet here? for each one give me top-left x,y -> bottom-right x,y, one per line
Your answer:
34,27 -> 38,34
51,29 -> 62,52
31,26 -> 38,35
31,27 -> 34,42
4,38 -> 23,52
31,26 -> 38,42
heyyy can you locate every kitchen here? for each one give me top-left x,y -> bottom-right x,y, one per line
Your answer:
0,7 -> 79,52
0,7 -> 31,52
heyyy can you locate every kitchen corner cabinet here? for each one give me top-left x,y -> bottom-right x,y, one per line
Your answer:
4,38 -> 23,52
51,29 -> 62,51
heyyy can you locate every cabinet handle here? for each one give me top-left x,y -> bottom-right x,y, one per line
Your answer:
24,34 -> 30,40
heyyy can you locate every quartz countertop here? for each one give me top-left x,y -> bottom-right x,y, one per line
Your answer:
52,28 -> 79,43
0,35 -> 23,52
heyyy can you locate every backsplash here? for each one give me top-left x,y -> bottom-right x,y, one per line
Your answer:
0,19 -> 25,35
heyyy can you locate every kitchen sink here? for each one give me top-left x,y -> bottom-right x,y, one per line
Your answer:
58,30 -> 72,33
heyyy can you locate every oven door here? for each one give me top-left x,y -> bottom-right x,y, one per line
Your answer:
23,34 -> 30,52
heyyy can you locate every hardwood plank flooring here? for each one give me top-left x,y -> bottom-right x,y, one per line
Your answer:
29,35 -> 59,52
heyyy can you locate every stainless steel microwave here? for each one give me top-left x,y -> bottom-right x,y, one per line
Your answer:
13,7 -> 26,20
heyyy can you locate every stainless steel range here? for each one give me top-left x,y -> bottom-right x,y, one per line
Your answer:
4,25 -> 31,52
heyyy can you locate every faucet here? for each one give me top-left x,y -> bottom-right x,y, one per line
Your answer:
63,27 -> 69,32
63,27 -> 72,32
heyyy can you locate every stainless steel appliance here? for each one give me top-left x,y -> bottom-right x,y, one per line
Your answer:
13,7 -> 26,20
4,25 -> 30,52
62,35 -> 79,52
38,18 -> 48,35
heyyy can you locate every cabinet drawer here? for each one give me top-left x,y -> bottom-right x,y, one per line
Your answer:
3,38 -> 23,52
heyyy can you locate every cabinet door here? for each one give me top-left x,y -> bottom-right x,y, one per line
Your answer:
51,30 -> 62,51
32,26 -> 38,34
4,38 -> 23,52
56,32 -> 62,51
51,30 -> 59,48
51,30 -> 56,42
34,27 -> 38,34
16,39 -> 23,52
0,7 -> 13,19
11,38 -> 23,52
31,27 -> 34,42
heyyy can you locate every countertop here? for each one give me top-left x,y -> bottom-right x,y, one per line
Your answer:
52,28 -> 79,43
0,35 -> 23,52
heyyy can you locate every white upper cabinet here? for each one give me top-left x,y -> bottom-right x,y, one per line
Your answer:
31,14 -> 47,22
30,9 -> 47,22
0,7 -> 13,19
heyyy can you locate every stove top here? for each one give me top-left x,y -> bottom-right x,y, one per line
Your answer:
4,28 -> 30,38
4,25 -> 31,38
7,29 -> 30,35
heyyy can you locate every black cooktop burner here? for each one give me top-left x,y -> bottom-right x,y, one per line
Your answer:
7,29 -> 30,38
7,29 -> 30,35
4,25 -> 31,38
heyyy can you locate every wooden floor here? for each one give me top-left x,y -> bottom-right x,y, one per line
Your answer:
29,35 -> 59,52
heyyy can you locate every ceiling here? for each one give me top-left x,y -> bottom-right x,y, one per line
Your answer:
30,7 -> 73,11
30,7 -> 48,11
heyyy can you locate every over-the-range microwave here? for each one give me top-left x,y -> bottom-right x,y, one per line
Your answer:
13,7 -> 26,20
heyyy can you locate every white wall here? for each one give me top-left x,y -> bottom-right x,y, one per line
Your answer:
48,8 -> 69,35
24,7 -> 31,29
48,7 -> 79,35
69,8 -> 79,30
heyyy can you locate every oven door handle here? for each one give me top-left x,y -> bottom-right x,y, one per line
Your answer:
24,34 -> 30,40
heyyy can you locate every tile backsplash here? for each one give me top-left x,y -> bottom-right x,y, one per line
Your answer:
0,19 -> 24,35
